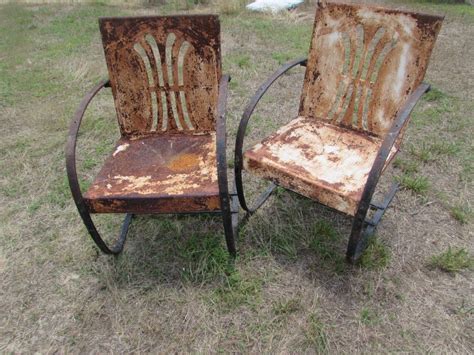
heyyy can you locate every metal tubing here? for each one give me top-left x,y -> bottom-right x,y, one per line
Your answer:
216,74 -> 237,256
66,79 -> 132,254
235,58 -> 307,213
346,83 -> 431,263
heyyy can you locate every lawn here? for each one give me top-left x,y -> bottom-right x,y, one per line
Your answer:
0,0 -> 473,352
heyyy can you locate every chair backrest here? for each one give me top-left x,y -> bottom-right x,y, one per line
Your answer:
100,15 -> 221,136
299,2 -> 443,137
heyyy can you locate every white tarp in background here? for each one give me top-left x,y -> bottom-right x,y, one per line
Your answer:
246,0 -> 305,13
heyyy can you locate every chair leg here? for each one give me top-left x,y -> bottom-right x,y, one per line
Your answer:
235,164 -> 277,215
346,182 -> 399,263
77,208 -> 133,255
218,176 -> 238,257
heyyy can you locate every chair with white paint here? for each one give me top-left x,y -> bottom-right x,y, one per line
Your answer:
234,2 -> 443,262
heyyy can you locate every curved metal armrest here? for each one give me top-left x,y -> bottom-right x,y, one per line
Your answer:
353,82 -> 431,225
234,57 -> 307,210
216,74 -> 232,204
66,79 -> 110,208
235,57 -> 307,169
216,74 -> 237,255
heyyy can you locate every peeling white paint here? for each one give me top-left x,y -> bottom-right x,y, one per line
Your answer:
244,117 -> 397,215
113,143 -> 130,157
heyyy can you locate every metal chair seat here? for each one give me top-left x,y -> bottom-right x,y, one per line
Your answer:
243,116 -> 397,216
84,133 -> 221,214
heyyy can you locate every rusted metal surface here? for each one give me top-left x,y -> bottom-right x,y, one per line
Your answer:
235,2 -> 443,262
243,116 -> 397,215
67,16 -> 237,256
84,133 -> 220,214
99,15 -> 221,136
300,2 -> 443,138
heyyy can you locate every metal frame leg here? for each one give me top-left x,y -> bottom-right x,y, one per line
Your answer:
220,185 -> 238,257
346,182 -> 399,263
79,211 -> 133,255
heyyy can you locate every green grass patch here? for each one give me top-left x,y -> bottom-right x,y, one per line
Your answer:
424,87 -> 449,102
179,233 -> 232,282
228,54 -> 251,69
309,220 -> 346,272
211,271 -> 263,311
304,313 -> 328,352
393,157 -> 420,174
225,14 -> 312,56
272,298 -> 301,316
271,52 -> 292,65
449,205 -> 471,224
360,307 -> 380,326
409,143 -> 434,163
404,1 -> 474,20
396,174 -> 430,195
429,247 -> 474,273
358,237 -> 391,270
409,141 -> 460,163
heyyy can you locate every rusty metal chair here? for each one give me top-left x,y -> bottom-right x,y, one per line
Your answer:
66,15 -> 237,256
235,2 -> 443,262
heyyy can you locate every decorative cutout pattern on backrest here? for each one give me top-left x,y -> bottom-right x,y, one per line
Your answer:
299,3 -> 443,137
100,15 -> 221,136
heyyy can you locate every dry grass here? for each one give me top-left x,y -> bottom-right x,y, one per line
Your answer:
0,0 -> 473,352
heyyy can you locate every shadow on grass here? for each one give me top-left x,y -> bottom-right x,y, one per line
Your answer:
87,188 -> 392,298
88,213 -> 235,287
240,190 -> 392,278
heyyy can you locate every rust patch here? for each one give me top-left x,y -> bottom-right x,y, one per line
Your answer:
243,117 -> 397,216
99,15 -> 221,137
83,133 -> 220,213
167,153 -> 200,172
300,2 -> 443,139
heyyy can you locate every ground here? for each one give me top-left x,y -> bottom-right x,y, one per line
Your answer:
0,0 -> 473,352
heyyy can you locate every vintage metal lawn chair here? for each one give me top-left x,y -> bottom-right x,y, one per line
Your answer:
235,2 -> 443,262
66,15 -> 237,256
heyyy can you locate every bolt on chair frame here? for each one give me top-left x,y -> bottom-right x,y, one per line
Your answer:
66,16 -> 238,256
235,3 -> 443,263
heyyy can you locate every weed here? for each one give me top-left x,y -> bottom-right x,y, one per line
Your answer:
231,54 -> 251,69
229,80 -> 238,90
429,247 -> 474,273
430,141 -> 461,156
211,271 -> 262,311
423,87 -> 448,102
449,205 -> 471,224
393,157 -> 419,174
360,307 -> 379,326
273,298 -> 301,316
215,0 -> 246,15
272,52 -> 292,65
409,141 -> 460,163
358,237 -> 390,270
272,186 -> 287,200
409,143 -> 433,163
309,221 -> 345,272
179,233 -> 231,282
304,313 -> 328,352
396,174 -> 430,195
